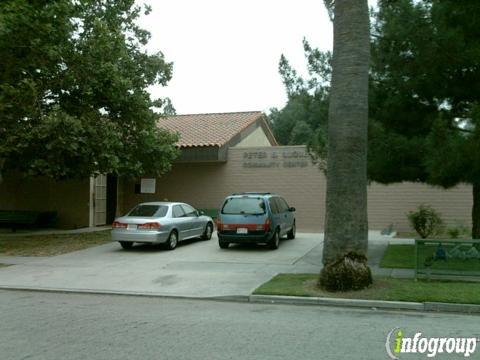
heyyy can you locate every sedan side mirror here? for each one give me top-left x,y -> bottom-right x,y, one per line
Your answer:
198,210 -> 205,216
289,207 -> 296,212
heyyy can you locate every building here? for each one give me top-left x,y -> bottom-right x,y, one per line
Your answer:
0,111 -> 473,232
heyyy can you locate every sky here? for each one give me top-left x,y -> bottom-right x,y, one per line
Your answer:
138,0 -> 374,115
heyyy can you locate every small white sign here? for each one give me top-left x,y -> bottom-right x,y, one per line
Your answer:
236,228 -> 248,234
140,178 -> 156,194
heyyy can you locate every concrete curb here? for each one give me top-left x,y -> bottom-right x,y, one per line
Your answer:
0,285 -> 249,303
1,285 -> 479,314
249,295 -> 424,311
250,295 -> 480,314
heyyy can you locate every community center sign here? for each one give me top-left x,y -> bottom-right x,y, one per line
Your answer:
242,149 -> 310,168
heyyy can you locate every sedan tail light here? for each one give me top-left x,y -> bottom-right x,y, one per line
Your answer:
112,221 -> 127,229
137,222 -> 161,230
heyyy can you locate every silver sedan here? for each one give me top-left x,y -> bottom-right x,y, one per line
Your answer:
111,202 -> 214,250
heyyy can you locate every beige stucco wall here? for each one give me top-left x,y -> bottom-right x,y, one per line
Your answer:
367,182 -> 472,231
235,126 -> 273,147
122,145 -> 473,232
0,173 -> 90,229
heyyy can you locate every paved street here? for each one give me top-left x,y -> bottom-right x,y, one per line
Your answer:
1,290 -> 479,360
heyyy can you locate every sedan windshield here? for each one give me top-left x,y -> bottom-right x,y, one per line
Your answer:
221,197 -> 265,215
128,205 -> 168,217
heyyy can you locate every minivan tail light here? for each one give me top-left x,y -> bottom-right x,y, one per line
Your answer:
264,218 -> 271,231
216,219 -> 222,231
112,221 -> 127,229
138,222 -> 161,230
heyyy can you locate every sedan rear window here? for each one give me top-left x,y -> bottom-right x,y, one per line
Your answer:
128,205 -> 168,217
221,197 -> 266,215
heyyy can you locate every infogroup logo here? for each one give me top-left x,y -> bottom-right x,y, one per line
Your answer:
385,328 -> 479,359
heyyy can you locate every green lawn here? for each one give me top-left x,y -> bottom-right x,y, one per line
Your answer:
254,274 -> 480,304
0,231 -> 111,256
380,244 -> 415,269
380,244 -> 480,272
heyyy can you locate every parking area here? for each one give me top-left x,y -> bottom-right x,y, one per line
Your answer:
0,232 -> 324,298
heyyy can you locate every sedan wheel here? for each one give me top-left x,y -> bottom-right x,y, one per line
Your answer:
202,223 -> 213,240
166,231 -> 178,250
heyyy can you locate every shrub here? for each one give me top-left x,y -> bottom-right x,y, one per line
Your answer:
447,227 -> 460,239
407,205 -> 443,239
319,252 -> 372,292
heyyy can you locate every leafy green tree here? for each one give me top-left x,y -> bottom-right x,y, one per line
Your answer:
274,0 -> 480,239
370,0 -> 480,238
267,41 -> 330,146
0,0 -> 179,183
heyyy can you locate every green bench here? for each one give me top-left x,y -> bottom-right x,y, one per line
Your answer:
0,210 -> 57,231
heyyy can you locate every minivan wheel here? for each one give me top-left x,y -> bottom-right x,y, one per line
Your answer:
287,222 -> 296,240
166,231 -> 178,250
268,229 -> 280,250
219,240 -> 229,249
202,223 -> 213,240
119,241 -> 133,250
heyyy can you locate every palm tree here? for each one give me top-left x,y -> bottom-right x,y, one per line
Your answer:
319,0 -> 372,291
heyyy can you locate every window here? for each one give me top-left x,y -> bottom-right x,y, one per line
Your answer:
221,197 -> 266,215
172,205 -> 186,218
181,204 -> 197,217
269,198 -> 279,214
277,197 -> 290,213
128,205 -> 168,217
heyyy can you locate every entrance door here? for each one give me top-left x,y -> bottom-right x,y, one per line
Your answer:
94,175 -> 107,226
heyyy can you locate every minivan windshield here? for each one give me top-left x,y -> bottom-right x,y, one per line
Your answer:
128,205 -> 168,217
221,197 -> 266,215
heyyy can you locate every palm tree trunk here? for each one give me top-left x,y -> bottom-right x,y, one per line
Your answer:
320,0 -> 371,290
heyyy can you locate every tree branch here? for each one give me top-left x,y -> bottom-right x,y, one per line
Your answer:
323,0 -> 335,21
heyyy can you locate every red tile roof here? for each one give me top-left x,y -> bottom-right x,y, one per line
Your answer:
157,111 -> 265,148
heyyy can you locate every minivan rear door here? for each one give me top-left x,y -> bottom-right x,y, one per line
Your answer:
220,197 -> 267,233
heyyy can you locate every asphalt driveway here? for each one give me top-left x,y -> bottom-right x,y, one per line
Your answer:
0,232 -> 324,297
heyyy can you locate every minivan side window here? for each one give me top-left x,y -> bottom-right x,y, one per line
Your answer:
269,197 -> 279,214
277,197 -> 289,213
172,205 -> 186,218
